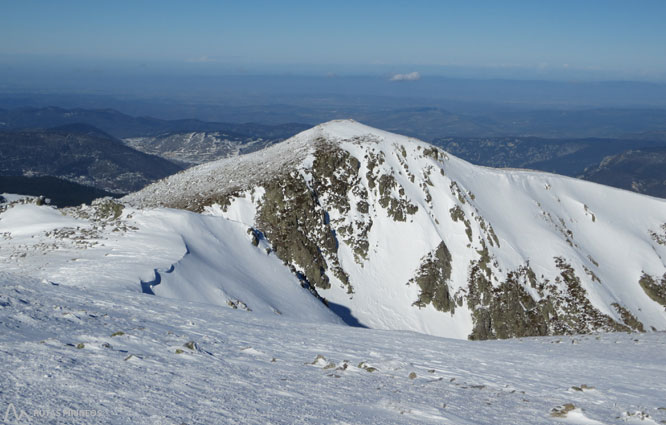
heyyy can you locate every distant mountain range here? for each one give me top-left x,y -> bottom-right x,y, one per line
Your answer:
582,147 -> 666,198
0,124 -> 182,193
1,106 -> 665,200
0,106 -> 309,139
435,136 -> 666,198
0,107 -> 310,197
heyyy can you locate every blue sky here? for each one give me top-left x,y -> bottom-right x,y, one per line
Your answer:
2,0 -> 666,80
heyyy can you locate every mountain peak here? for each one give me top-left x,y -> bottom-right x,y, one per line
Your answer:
314,118 -> 364,135
124,120 -> 434,210
304,119 -> 408,144
124,121 -> 666,339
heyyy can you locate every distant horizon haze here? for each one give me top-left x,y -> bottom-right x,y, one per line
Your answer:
2,0 -> 666,83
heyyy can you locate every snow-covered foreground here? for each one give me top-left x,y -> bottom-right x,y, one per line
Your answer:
1,272 -> 665,425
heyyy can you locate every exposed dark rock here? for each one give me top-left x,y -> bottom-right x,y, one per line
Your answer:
94,198 -> 124,220
639,272 -> 666,307
409,242 -> 454,313
650,224 -> 666,246
377,174 -> 418,222
468,264 -> 553,340
450,205 -> 473,242
311,144 -> 372,266
256,172 -> 335,290
467,256 -> 633,340
612,303 -> 645,332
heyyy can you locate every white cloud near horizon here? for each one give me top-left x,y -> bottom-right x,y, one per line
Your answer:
390,72 -> 421,81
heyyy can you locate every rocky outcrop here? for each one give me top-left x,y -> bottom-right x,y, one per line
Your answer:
409,242 -> 455,313
639,273 -> 666,308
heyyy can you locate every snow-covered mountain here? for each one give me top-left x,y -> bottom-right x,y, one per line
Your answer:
119,119 -> 666,339
123,131 -> 279,166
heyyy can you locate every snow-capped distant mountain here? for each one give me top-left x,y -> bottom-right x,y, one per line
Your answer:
123,131 -> 279,166
121,120 -> 666,339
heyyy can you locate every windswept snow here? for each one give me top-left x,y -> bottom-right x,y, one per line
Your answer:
0,203 -> 80,236
0,202 -> 339,324
1,193 -> 34,203
1,272 -> 665,424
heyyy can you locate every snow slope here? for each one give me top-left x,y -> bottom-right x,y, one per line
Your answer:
1,271 -> 665,424
0,199 -> 339,325
125,120 -> 666,339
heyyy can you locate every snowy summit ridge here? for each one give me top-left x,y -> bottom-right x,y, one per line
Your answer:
121,119 -> 666,339
123,119 -> 390,209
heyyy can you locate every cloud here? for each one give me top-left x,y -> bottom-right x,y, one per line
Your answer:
390,71 -> 421,81
185,55 -> 243,63
186,56 -> 218,63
